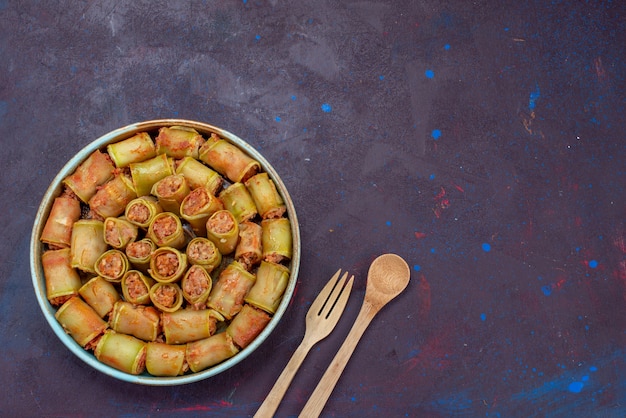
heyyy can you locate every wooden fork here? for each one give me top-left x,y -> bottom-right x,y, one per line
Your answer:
254,269 -> 354,418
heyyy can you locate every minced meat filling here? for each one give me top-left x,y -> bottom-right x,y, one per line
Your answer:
98,253 -> 124,277
104,222 -> 121,247
126,241 -> 152,258
127,202 -> 150,224
183,267 -> 209,297
125,272 -> 148,299
155,252 -> 179,277
156,176 -> 183,197
208,211 -> 234,234
182,188 -> 209,215
154,285 -> 178,307
187,241 -> 215,261
153,215 -> 177,239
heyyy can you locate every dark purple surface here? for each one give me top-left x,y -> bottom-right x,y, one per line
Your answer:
1,1 -> 625,417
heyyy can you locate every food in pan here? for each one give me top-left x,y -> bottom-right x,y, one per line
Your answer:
245,261 -> 290,314
235,221 -> 262,269
245,172 -> 286,219
42,248 -> 83,306
55,296 -> 108,349
79,276 -> 120,318
109,301 -> 161,342
125,238 -> 156,272
89,173 -> 137,218
106,132 -> 156,168
199,133 -> 260,183
181,264 -> 213,309
94,330 -> 147,375
95,249 -> 129,283
155,126 -> 204,159
180,186 -> 224,235
149,246 -> 188,285
40,194 -> 81,249
125,196 -> 163,229
37,125 -> 294,379
219,182 -> 258,223
206,210 -> 239,255
62,150 -> 115,203
226,304 -> 271,349
103,217 -> 138,250
151,174 -> 190,216
207,261 -> 256,320
185,237 -> 222,273
70,220 -> 108,273
147,212 -> 186,249
145,342 -> 187,377
175,156 -> 223,194
120,270 -> 154,305
149,282 -> 184,313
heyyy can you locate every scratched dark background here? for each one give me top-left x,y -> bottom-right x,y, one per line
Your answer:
1,0 -> 625,417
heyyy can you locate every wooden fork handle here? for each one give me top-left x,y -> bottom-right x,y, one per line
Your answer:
254,338 -> 314,418
298,302 -> 376,418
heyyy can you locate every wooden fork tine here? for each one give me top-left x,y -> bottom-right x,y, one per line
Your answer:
309,269 -> 342,317
318,271 -> 349,317
325,275 -> 354,321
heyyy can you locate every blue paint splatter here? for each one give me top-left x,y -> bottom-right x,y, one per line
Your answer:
321,103 -> 332,113
431,129 -> 442,140
589,366 -> 598,372
429,174 -> 436,180
481,243 -> 491,252
386,220 -> 391,226
529,83 -> 540,111
581,375 -> 589,382
568,381 -> 584,393
379,75 -> 385,80
588,260 -> 598,268
291,95 -> 297,101
255,34 -> 261,41
413,265 -> 421,272
425,69 -> 435,79
275,116 -> 281,122
541,285 -> 552,296
444,44 -> 450,50
480,313 -> 487,321
430,248 -> 436,254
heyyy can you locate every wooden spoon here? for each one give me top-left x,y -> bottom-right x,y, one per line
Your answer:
298,253 -> 411,417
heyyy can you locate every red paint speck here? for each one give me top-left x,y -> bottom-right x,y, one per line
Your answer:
594,56 -> 607,81
173,401 -> 233,412
433,187 -> 450,218
414,232 -> 428,239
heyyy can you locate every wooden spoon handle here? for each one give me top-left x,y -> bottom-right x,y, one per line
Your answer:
298,302 -> 376,418
254,339 -> 313,418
